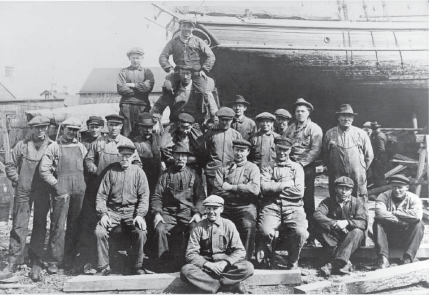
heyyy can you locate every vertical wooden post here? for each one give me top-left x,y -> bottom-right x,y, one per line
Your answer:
1,112 -> 11,163
415,135 -> 427,196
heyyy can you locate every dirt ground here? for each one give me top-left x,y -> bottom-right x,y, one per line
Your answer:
0,176 -> 428,294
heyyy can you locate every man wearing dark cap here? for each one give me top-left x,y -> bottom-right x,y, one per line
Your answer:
38,117 -> 87,274
132,113 -> 162,196
181,195 -> 254,294
322,104 -> 374,204
274,109 -> 292,136
370,121 -> 388,187
151,143 -> 206,271
203,107 -> 242,194
284,98 -> 323,248
117,47 -> 155,137
81,116 -> 104,150
373,175 -> 424,269
249,112 -> 280,168
159,112 -> 205,170
213,139 -> 260,260
159,18 -> 215,98
314,177 -> 367,277
256,138 -> 308,270
3,116 -> 52,278
94,144 -> 151,275
228,95 -> 256,141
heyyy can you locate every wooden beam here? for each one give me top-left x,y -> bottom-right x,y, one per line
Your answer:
294,280 -> 331,294
385,165 -> 407,179
423,209 -> 429,221
391,289 -> 429,295
0,284 -> 36,289
63,269 -> 301,292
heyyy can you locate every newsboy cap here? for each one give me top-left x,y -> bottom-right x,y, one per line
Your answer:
292,98 -> 314,112
178,113 -> 195,124
233,139 -> 252,149
274,109 -> 292,119
228,95 -> 250,107
179,18 -> 196,26
216,107 -> 235,118
274,137 -> 293,149
118,144 -> 136,155
28,116 -> 50,127
105,114 -> 124,123
334,176 -> 354,188
86,116 -> 104,127
255,112 -> 276,121
388,174 -> 410,185
336,104 -> 357,116
137,113 -> 156,126
203,195 -> 224,207
126,47 -> 144,57
62,117 -> 82,129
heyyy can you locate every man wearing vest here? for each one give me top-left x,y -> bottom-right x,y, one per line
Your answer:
228,95 -> 257,141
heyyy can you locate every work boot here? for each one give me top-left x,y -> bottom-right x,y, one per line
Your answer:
29,261 -> 43,282
134,267 -> 155,275
304,239 -> 316,248
320,263 -> 332,277
286,261 -> 299,270
401,254 -> 413,265
335,260 -> 352,275
47,263 -> 59,274
83,263 -> 97,275
378,256 -> 390,269
98,265 -> 111,276
225,282 -> 248,294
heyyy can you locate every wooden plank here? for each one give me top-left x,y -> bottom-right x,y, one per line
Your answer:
294,280 -> 332,294
385,165 -> 407,179
393,153 -> 418,162
415,138 -> 427,196
391,289 -> 429,295
0,284 -> 36,289
63,269 -> 301,292
423,209 -> 429,221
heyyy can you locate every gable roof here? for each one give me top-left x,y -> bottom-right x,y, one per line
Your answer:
0,80 -> 16,101
79,67 -> 166,94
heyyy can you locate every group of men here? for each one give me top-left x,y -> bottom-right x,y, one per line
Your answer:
1,16 -> 425,294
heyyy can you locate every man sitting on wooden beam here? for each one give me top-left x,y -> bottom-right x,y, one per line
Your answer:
314,176 -> 367,276
373,174 -> 424,269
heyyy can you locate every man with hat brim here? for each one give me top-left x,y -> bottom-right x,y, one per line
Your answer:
94,143 -> 153,275
249,112 -> 280,168
38,117 -> 87,274
78,114 -> 141,273
132,113 -> 162,196
212,139 -> 260,260
228,95 -> 256,140
370,121 -> 388,187
274,109 -> 292,136
373,174 -> 424,269
150,142 -> 206,271
314,176 -> 367,277
81,116 -> 105,150
203,107 -> 242,195
284,98 -> 323,248
322,104 -> 373,206
256,137 -> 308,270
117,46 -> 155,138
3,116 -> 52,280
181,195 -> 254,294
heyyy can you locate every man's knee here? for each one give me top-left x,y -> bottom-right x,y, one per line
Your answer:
258,223 -> 276,240
235,260 -> 254,278
95,225 -> 108,239
349,228 -> 365,239
181,263 -> 199,279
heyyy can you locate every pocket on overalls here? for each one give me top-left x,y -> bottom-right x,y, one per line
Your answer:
76,159 -> 84,171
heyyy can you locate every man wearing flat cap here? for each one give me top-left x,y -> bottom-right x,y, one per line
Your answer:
81,116 -> 104,150
373,175 -> 424,269
132,113 -> 162,196
203,107 -> 242,194
314,177 -> 367,277
3,116 -> 52,279
274,109 -> 292,137
159,18 -> 215,99
370,121 -> 388,187
284,98 -> 323,248
159,112 -> 205,171
322,104 -> 373,204
117,47 -> 155,137
213,139 -> 260,260
181,195 -> 254,294
228,95 -> 256,141
256,137 -> 308,270
94,144 -> 152,275
249,112 -> 280,168
151,143 -> 206,270
39,117 -> 87,274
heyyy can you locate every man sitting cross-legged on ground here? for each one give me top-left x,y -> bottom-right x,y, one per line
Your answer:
181,195 -> 254,294
314,176 -> 367,276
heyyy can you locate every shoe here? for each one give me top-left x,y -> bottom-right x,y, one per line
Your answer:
304,239 -> 316,248
256,250 -> 265,264
98,265 -> 111,276
286,261 -> 299,270
29,263 -> 43,282
227,282 -> 248,294
401,254 -> 413,265
335,260 -> 352,275
134,267 -> 155,275
378,256 -> 390,269
320,263 -> 332,277
47,263 -> 59,274
2,262 -> 17,274
83,263 -> 97,275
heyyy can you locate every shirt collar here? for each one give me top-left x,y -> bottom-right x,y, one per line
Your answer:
296,118 -> 311,130
275,159 -> 293,167
107,135 -> 121,143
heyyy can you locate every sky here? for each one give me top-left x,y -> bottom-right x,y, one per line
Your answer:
0,0 -> 427,98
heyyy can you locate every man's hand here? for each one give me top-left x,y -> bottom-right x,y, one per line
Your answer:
189,213 -> 201,224
335,220 -> 349,230
204,261 -> 227,276
133,216 -> 147,230
222,182 -> 233,191
160,161 -> 167,172
100,215 -> 111,229
142,80 -> 152,88
167,69 -> 175,76
125,83 -> 136,88
199,70 -> 207,79
153,213 -> 165,229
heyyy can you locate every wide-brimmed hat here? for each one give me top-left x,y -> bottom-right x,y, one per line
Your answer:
228,95 -> 250,107
292,98 -> 314,112
172,142 -> 193,155
137,113 -> 156,126
336,104 -> 357,116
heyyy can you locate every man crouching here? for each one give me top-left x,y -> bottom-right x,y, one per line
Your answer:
181,195 -> 254,294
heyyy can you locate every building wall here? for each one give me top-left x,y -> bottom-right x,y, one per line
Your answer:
79,92 -> 162,106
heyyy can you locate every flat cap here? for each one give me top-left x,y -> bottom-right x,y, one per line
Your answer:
179,18 -> 196,26
126,47 -> 144,57
228,95 -> 250,106
274,137 -> 293,149
274,109 -> 292,119
362,121 -> 372,128
178,65 -> 197,72
86,116 -> 104,127
28,116 -> 50,127
178,113 -> 195,124
388,174 -> 410,185
255,112 -> 276,121
336,104 -> 357,116
62,117 -> 82,129
172,142 -> 193,155
105,114 -> 124,123
216,107 -> 235,118
233,139 -> 252,149
292,98 -> 314,112
137,113 -> 156,126
334,176 -> 354,188
203,195 -> 224,207
118,144 -> 136,155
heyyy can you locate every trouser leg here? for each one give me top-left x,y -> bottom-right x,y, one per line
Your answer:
303,163 -> 316,240
256,202 -> 281,258
334,228 -> 364,263
49,194 -> 70,263
128,226 -> 147,269
76,195 -> 97,264
120,104 -> 147,138
181,263 -> 220,293
314,229 -> 339,263
206,175 -> 215,195
373,159 -> 387,187
281,204 -> 309,264
402,221 -> 425,260
64,191 -> 85,263
154,221 -> 169,258
219,260 -> 254,287
191,74 -> 207,94
9,198 -> 32,264
94,224 -> 110,269
373,221 -> 390,258
30,191 -> 51,260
